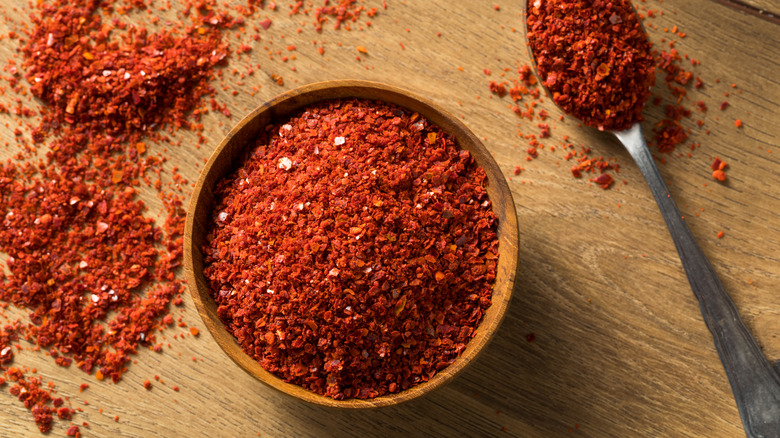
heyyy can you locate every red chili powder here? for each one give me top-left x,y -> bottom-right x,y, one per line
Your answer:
203,99 -> 499,399
526,0 -> 655,131
0,0 -> 229,431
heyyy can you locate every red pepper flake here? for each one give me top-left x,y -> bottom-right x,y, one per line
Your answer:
590,173 -> 614,190
57,407 -> 73,420
537,123 -> 550,138
527,0 -> 654,130
190,327 -> 200,336
717,231 -> 725,239
513,166 -> 522,175
526,333 -> 536,343
79,383 -> 89,392
143,380 -> 153,390
259,19 -> 273,30
356,46 -> 368,54
204,99 -> 499,400
0,0 -> 234,430
734,119 -> 743,128
712,169 -> 727,182
489,81 -> 507,98
65,425 -> 80,437
720,102 -> 730,110
483,68 -> 492,76
653,119 -> 688,154
711,157 -> 728,172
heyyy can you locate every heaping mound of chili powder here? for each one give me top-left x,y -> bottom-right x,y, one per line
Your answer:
203,99 -> 499,399
526,0 -> 655,131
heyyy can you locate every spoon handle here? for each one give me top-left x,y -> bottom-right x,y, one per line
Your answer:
614,123 -> 780,438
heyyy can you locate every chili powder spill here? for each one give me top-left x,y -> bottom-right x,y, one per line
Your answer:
0,0 -> 232,432
203,98 -> 499,399
500,1 -> 740,189
526,0 -> 655,131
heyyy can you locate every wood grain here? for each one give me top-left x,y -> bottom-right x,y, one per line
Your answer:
722,0 -> 780,15
0,0 -> 778,436
713,0 -> 780,23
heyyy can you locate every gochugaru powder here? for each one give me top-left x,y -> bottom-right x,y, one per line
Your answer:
526,0 -> 655,131
203,98 -> 499,399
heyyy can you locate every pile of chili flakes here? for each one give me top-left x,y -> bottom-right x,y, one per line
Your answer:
1,0 -> 387,432
526,0 -> 655,132
0,0 -> 230,433
203,99 -> 499,400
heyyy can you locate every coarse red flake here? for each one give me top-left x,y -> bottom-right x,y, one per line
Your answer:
526,0 -> 655,131
204,99 -> 499,400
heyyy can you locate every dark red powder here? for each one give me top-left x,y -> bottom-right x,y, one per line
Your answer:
203,99 -> 499,400
0,0 -> 230,430
526,0 -> 655,131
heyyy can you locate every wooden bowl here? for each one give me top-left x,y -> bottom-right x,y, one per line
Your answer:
183,80 -> 519,408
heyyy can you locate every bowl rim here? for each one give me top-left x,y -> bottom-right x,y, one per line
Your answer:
183,79 -> 519,408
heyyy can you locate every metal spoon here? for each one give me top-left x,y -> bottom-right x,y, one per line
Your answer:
615,124 -> 780,438
523,4 -> 780,437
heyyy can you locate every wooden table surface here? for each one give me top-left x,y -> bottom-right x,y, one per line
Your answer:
1,0 -> 779,436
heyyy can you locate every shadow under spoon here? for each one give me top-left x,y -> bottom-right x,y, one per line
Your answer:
615,123 -> 780,438
523,1 -> 780,436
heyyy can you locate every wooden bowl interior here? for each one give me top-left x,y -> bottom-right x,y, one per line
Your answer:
183,80 -> 519,408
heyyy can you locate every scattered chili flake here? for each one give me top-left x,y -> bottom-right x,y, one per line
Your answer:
720,102 -> 730,111
734,119 -> 743,128
489,81 -> 507,98
356,45 -> 368,53
8,371 -> 55,432
143,380 -> 153,390
711,157 -> 728,172
65,425 -> 80,437
590,173 -> 614,190
653,119 -> 688,154
204,99 -> 499,400
717,231 -> 725,239
526,0 -> 655,131
57,407 -> 73,420
712,169 -> 727,182
526,333 -> 536,343
0,0 -> 234,430
190,327 -> 200,336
